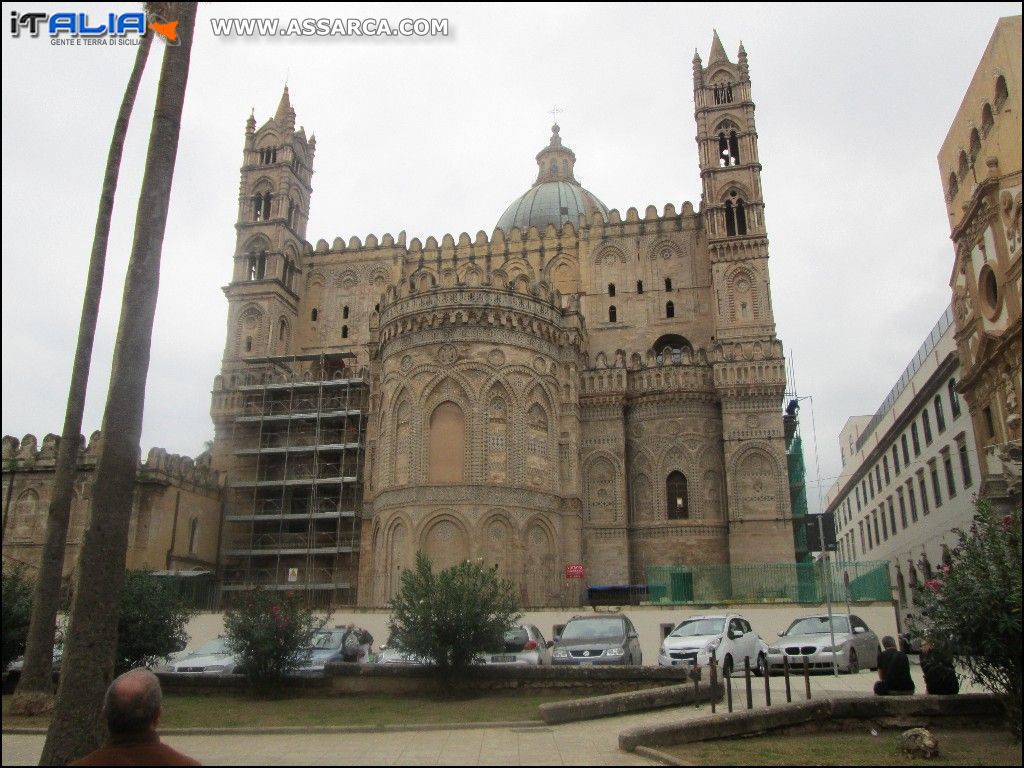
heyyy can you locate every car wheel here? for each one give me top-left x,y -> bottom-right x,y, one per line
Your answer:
755,653 -> 768,678
722,655 -> 734,677
847,649 -> 859,675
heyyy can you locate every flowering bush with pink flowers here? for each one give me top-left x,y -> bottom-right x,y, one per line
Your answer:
224,589 -> 328,694
911,500 -> 1021,739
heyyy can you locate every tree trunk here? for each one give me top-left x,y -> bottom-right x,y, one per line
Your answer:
39,6 -> 197,763
11,30 -> 153,715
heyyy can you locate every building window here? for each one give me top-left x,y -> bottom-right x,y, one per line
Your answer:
868,473 -> 875,498
929,460 -> 943,508
942,449 -> 957,499
948,379 -> 961,418
858,520 -> 866,552
665,277 -> 672,292
918,471 -> 931,515
341,325 -> 348,339
911,423 -> 921,456
188,518 -> 199,556
983,406 -> 996,438
882,456 -> 890,485
724,194 -> 748,237
245,336 -> 252,353
427,401 -> 466,483
609,305 -> 617,323
922,411 -> 933,445
637,280 -> 644,295
666,471 -> 689,520
892,444 -> 900,475
278,319 -> 287,341
875,465 -> 882,492
901,434 -> 910,465
666,301 -> 675,319
934,396 -> 946,433
958,437 -> 973,488
896,567 -> 907,605
880,506 -> 888,541
608,283 -> 616,297
897,488 -> 908,529
311,308 -> 318,322
872,511 -> 880,547
908,482 -> 919,523
888,499 -> 897,537
855,485 -> 861,511
342,305 -> 349,320
995,74 -> 1009,109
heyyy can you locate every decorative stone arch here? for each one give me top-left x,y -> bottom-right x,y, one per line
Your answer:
383,513 -> 414,600
478,509 -> 517,581
234,303 -> 266,357
593,246 -> 627,268
659,446 -> 697,520
544,254 -> 579,298
523,385 -> 556,491
482,380 -> 515,485
701,469 -> 724,520
583,451 -> 621,524
421,376 -> 474,484
724,264 -> 762,323
275,315 -> 291,354
12,488 -> 40,539
728,443 -> 786,520
418,512 -> 470,570
336,269 -> 359,289
520,514 -> 558,608
503,259 -> 536,285
632,471 -> 654,523
390,386 -> 414,486
410,270 -> 436,293
461,264 -> 485,288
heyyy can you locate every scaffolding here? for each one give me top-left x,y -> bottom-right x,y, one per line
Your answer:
220,352 -> 367,608
784,400 -> 812,567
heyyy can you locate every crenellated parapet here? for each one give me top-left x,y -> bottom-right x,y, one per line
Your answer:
140,447 -> 222,494
710,338 -> 787,399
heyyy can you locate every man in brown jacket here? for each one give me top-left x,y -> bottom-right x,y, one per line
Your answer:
72,667 -> 200,766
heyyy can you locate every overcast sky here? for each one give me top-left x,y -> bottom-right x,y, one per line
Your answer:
2,2 -> 1018,514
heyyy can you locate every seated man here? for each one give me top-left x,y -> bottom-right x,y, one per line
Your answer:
920,638 -> 960,695
72,668 -> 200,765
874,635 -> 915,696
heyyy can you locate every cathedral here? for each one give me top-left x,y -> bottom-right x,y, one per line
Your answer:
209,32 -> 797,608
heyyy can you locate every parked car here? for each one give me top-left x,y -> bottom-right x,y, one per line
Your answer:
479,624 -> 553,665
294,628 -> 351,675
658,614 -> 766,676
6,643 -> 63,678
551,614 -> 642,666
766,613 -> 880,674
376,637 -> 428,665
158,637 -> 240,674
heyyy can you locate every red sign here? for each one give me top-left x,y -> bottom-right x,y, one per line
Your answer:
565,564 -> 585,579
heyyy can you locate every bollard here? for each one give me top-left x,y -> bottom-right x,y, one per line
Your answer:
784,655 -> 792,703
803,655 -> 811,700
744,656 -> 753,710
709,651 -> 718,714
693,667 -> 700,700
726,664 -> 734,713
764,659 -> 772,707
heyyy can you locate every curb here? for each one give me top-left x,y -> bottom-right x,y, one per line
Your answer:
634,745 -> 692,766
2,720 -> 549,737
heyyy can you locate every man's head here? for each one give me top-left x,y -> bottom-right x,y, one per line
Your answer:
103,668 -> 162,736
881,635 -> 897,650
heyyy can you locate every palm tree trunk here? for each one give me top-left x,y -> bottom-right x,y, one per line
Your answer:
39,5 -> 197,763
11,29 -> 153,715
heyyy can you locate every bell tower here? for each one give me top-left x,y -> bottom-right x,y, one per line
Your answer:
695,34 -> 794,565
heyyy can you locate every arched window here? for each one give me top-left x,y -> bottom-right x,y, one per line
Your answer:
311,308 -> 318,322
981,103 -> 994,136
188,518 -> 199,555
969,128 -> 981,166
666,471 -> 688,519
948,379 -> 961,418
341,325 -> 348,339
947,172 -> 959,201
933,395 -> 946,433
729,130 -> 740,165
428,401 -> 465,483
608,305 -> 617,323
736,199 -> 747,235
342,305 -> 349,320
245,336 -> 252,352
664,277 -> 672,292
994,75 -> 1008,109
608,283 -> 616,297
958,150 -> 970,180
666,301 -> 675,319
922,410 -> 933,445
724,192 -> 748,236
725,200 -> 736,236
278,319 -> 286,340
652,334 -> 693,364
636,280 -> 644,295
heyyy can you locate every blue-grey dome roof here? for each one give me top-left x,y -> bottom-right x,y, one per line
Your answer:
496,180 -> 609,233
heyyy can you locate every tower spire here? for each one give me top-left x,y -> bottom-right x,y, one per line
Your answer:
708,29 -> 730,65
275,85 -> 295,131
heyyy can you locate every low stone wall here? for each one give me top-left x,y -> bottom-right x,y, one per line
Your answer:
618,693 -> 1005,752
158,663 -> 695,698
540,681 -> 723,724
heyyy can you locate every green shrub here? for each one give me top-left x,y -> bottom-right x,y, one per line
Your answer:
117,570 -> 195,674
387,552 -> 520,675
910,501 -> 1022,740
223,589 -> 328,693
2,565 -> 34,670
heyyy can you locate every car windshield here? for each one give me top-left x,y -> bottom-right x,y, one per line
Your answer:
193,638 -> 229,655
309,630 -> 344,650
785,616 -> 851,636
669,618 -> 725,638
561,618 -> 625,641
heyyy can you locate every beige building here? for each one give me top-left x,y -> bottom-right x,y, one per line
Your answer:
823,307 -> 982,628
1,432 -> 222,585
209,32 -> 798,608
938,14 -> 1022,506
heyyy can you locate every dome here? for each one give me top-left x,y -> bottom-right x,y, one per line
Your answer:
496,180 -> 609,233
495,124 -> 609,233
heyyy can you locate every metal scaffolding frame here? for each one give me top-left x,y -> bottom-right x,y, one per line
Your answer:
221,352 -> 367,607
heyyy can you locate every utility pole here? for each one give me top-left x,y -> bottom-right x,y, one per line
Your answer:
817,514 -> 839,677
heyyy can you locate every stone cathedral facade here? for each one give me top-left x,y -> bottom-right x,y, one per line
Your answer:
209,33 -> 796,608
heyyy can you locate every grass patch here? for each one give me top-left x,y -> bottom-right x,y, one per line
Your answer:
662,728 -> 1022,766
3,691 -> 573,730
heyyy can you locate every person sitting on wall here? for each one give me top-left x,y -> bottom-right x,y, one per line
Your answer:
874,635 -> 915,696
72,667 -> 201,765
920,638 -> 960,695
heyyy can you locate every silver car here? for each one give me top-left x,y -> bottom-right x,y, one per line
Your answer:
551,614 -> 642,666
160,637 -> 240,674
480,624 -> 553,666
658,614 -> 766,677
766,613 -> 880,674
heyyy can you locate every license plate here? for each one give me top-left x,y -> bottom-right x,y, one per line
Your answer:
580,661 -> 593,666
491,655 -> 516,663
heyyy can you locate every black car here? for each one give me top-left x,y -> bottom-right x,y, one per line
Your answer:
551,614 -> 642,666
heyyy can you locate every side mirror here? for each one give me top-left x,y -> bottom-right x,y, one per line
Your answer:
777,630 -> 785,637
628,632 -> 638,639
553,635 -> 560,643
853,626 -> 865,634
729,630 -> 743,640
546,640 -> 554,649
